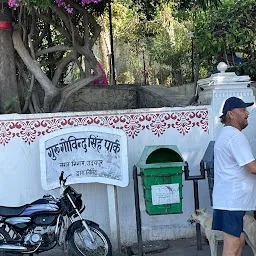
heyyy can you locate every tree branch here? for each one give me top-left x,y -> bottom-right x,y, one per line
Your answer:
36,45 -> 72,57
38,14 -> 72,42
33,23 -> 48,47
53,65 -> 102,112
13,29 -> 59,112
21,75 -> 34,113
52,54 -> 74,86
50,4 -> 83,45
66,0 -> 101,48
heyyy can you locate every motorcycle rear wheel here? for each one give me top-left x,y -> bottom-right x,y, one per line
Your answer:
0,228 -> 22,256
68,223 -> 112,256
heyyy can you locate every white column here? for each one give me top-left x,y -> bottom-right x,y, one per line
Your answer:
107,185 -> 121,255
198,62 -> 255,139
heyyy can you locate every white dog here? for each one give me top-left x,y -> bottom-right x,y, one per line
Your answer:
188,209 -> 256,256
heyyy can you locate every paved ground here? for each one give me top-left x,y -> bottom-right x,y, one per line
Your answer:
142,237 -> 254,256
39,236 -> 254,256
5,237 -> 255,255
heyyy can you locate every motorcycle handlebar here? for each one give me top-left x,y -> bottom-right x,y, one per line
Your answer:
59,171 -> 71,186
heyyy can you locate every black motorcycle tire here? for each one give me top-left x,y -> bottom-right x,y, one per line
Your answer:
0,228 -> 22,256
68,223 -> 112,256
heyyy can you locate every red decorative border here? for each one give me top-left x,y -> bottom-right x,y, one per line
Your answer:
0,109 -> 208,146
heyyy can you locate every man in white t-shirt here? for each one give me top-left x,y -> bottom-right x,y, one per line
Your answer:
212,96 -> 256,256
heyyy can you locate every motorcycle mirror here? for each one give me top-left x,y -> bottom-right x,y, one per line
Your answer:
59,171 -> 64,185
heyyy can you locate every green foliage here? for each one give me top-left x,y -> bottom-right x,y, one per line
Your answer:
111,1 -> 138,39
146,2 -> 191,84
194,0 -> 256,78
103,1 -> 149,83
1,96 -> 19,114
17,0 -> 52,10
127,0 -> 170,21
178,0 -> 222,10
229,60 -> 256,81
105,1 -> 195,85
126,0 -> 221,21
117,71 -> 135,84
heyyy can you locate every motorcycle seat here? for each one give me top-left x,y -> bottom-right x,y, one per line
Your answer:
0,205 -> 27,217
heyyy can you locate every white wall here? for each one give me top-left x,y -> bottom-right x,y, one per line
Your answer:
0,106 -> 213,245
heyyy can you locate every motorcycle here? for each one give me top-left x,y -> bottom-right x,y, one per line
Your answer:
0,171 -> 112,256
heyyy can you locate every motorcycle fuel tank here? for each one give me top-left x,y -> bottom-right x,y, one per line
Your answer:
20,203 -> 59,216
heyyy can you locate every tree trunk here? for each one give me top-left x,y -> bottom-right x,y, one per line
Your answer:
0,25 -> 21,113
171,59 -> 183,86
98,23 -> 110,80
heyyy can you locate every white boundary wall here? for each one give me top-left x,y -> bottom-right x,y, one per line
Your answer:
2,64 -> 256,246
0,106 -> 214,245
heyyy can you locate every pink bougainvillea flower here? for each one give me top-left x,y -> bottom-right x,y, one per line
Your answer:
8,0 -> 102,12
8,0 -> 19,8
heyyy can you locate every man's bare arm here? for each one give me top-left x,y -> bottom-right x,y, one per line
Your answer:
246,160 -> 256,174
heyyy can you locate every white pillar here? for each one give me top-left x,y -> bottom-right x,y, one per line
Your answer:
107,185 -> 121,255
198,62 -> 255,139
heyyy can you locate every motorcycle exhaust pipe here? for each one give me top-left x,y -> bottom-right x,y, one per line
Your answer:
0,244 -> 28,251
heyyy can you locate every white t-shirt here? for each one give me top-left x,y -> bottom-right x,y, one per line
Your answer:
213,126 -> 256,210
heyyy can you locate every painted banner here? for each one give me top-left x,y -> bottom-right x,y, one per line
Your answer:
39,126 -> 128,190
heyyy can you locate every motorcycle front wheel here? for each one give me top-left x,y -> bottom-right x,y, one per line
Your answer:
68,223 -> 112,256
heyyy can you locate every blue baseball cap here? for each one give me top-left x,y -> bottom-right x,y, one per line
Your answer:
220,97 -> 254,118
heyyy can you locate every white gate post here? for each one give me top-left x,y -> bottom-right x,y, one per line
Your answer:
107,185 -> 121,255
